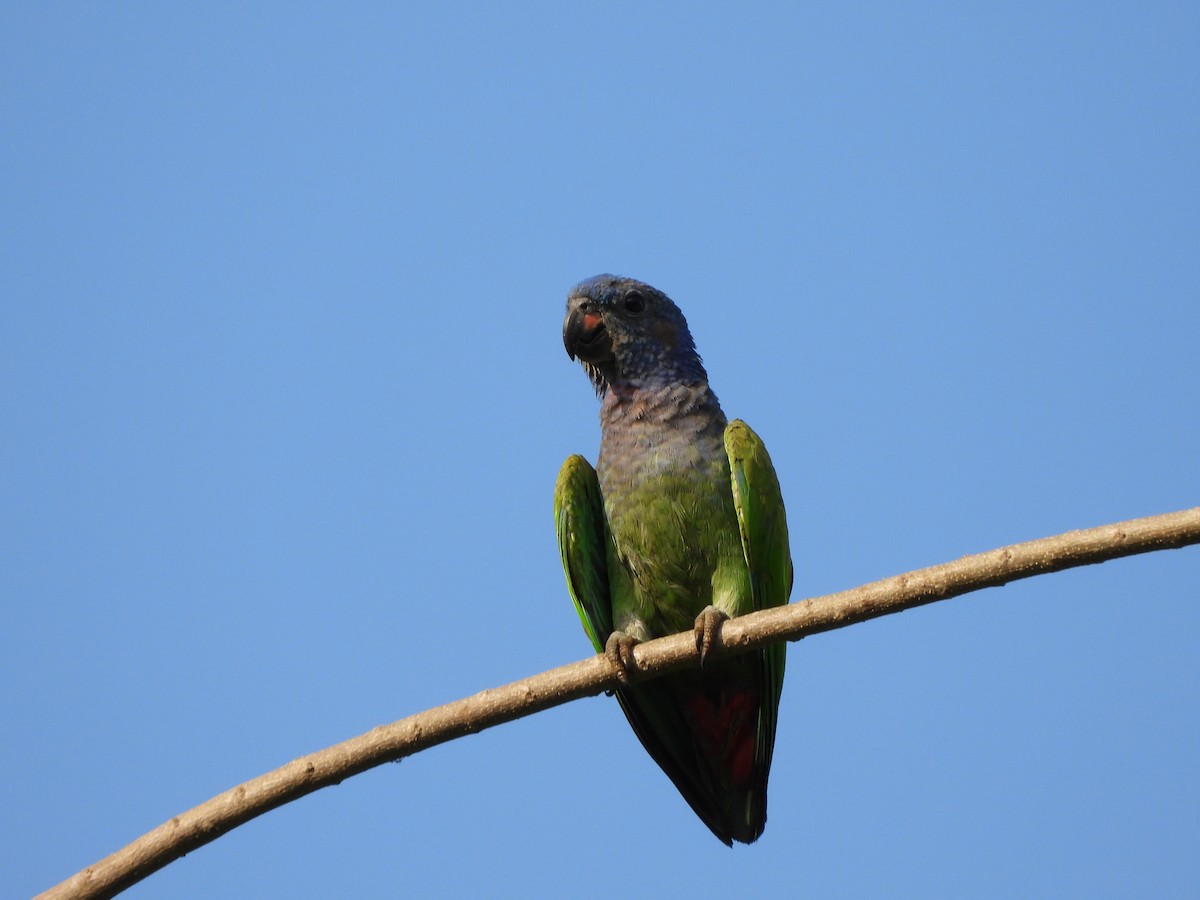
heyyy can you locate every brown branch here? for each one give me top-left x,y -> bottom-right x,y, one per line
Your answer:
40,507 -> 1200,899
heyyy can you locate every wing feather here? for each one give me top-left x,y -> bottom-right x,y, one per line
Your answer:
554,455 -> 612,653
724,419 -> 793,832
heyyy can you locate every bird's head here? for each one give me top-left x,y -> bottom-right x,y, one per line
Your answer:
563,274 -> 705,395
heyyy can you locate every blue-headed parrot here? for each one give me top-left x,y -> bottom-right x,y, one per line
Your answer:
555,274 -> 792,844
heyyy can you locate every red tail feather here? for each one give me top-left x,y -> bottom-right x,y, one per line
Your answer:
685,688 -> 759,787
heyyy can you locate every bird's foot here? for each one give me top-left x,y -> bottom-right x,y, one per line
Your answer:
694,606 -> 728,667
604,631 -> 640,687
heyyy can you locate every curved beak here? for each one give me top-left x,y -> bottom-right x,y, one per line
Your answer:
563,307 -> 608,361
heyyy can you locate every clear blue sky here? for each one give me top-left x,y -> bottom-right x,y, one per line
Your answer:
4,4 -> 1198,897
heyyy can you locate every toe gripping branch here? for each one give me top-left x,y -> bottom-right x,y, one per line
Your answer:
694,606 -> 728,668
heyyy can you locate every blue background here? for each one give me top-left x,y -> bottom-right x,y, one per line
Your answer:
4,4 -> 1198,897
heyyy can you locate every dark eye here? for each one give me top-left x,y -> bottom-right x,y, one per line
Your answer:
623,291 -> 646,314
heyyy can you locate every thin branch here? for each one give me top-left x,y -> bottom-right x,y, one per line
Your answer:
41,507 -> 1200,899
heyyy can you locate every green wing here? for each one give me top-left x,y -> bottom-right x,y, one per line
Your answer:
554,454 -> 612,653
724,419 -> 793,613
724,418 -> 792,807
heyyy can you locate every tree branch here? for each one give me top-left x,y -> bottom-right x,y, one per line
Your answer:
41,507 -> 1200,899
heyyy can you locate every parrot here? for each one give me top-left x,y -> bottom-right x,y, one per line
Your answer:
554,274 -> 792,845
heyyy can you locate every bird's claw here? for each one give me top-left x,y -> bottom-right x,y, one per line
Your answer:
605,632 -> 640,687
694,606 -> 728,667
